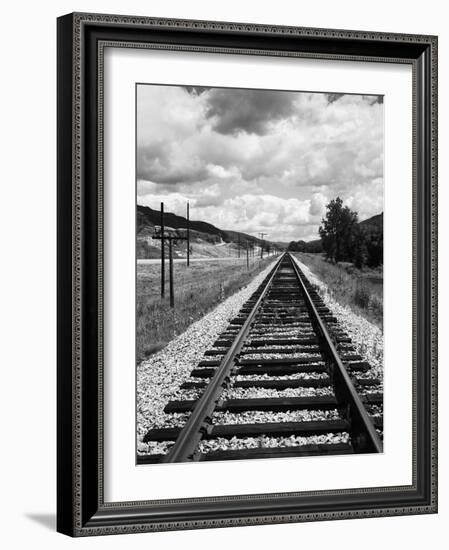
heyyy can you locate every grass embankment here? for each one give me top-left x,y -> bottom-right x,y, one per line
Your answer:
137,257 -> 274,362
293,253 -> 383,329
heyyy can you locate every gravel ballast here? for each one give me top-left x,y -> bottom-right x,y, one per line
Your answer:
198,433 -> 350,454
221,386 -> 333,400
211,409 -> 342,425
137,259 -> 277,454
138,255 -> 383,457
242,352 -> 322,361
145,440 -> 175,455
243,344 -> 319,351
234,372 -> 329,381
291,256 -> 384,381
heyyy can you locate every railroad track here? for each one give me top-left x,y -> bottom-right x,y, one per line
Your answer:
138,252 -> 383,464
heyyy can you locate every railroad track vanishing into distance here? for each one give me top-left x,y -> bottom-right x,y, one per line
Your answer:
138,252 -> 383,464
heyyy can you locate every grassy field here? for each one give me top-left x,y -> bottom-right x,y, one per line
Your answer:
137,257 -> 274,362
293,253 -> 383,329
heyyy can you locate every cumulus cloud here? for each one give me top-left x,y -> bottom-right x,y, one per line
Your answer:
136,84 -> 383,242
309,193 -> 328,217
139,192 -> 318,241
204,88 -> 297,135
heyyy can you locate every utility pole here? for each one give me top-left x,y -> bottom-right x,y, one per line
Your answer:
168,239 -> 174,307
153,232 -> 187,308
186,201 -> 190,267
238,233 -> 240,258
246,241 -> 249,270
160,202 -> 165,297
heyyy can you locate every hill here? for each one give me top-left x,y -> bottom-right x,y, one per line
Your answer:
359,213 -> 383,232
137,204 -> 279,259
137,205 -> 221,238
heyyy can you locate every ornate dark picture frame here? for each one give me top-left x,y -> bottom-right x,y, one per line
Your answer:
57,12 -> 438,536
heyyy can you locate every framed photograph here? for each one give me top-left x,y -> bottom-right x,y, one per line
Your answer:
57,12 -> 438,536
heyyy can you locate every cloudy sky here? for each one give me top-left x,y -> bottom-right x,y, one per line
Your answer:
137,84 -> 383,242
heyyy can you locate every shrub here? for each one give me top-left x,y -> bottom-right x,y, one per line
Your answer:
354,284 -> 371,309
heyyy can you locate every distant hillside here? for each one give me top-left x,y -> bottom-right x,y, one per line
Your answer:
287,213 -> 383,253
223,229 -> 268,248
137,205 -> 221,237
287,238 -> 323,253
359,213 -> 383,232
137,204 -> 279,259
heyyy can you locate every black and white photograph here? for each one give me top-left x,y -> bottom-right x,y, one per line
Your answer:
51,8 -> 438,539
136,84 -> 384,463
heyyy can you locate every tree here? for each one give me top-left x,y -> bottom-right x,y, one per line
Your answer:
365,230 -> 383,267
319,197 -> 358,262
349,225 -> 368,268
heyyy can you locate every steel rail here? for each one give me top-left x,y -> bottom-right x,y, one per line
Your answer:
161,253 -> 287,462
288,253 -> 383,453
